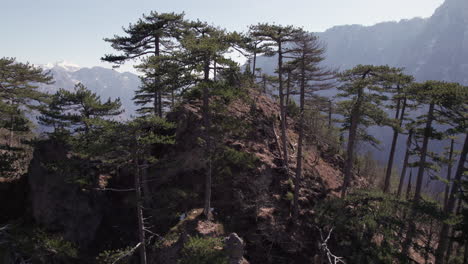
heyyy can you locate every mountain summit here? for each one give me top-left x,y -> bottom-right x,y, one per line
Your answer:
42,60 -> 82,72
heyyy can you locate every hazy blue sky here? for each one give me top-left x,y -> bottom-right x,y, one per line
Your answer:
1,0 -> 444,71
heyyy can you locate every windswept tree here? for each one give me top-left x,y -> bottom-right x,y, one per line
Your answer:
249,23 -> 302,170
336,65 -> 393,197
102,12 -> 184,116
0,57 -> 52,177
288,31 -> 335,222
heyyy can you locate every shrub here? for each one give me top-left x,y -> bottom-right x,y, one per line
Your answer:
0,226 -> 79,263
96,247 -> 133,264
179,236 -> 228,264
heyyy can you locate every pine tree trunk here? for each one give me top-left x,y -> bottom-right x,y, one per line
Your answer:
398,129 -> 413,198
252,49 -> 257,79
402,102 -> 435,259
277,43 -> 289,171
464,240 -> 468,264
285,71 -> 291,127
425,220 -> 435,264
444,139 -> 455,209
328,100 -> 332,130
445,198 -> 462,264
406,170 -> 413,200
171,89 -> 175,110
154,36 -> 162,117
293,62 -> 305,223
435,132 -> 468,264
213,60 -> 217,81
383,96 -> 406,193
202,58 -> 212,219
135,158 -> 147,264
8,100 -> 15,149
142,161 -> 151,205
158,90 -> 163,117
341,87 -> 363,198
413,103 -> 434,201
154,91 -> 159,116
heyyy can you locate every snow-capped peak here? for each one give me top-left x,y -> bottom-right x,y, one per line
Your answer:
43,60 -> 81,72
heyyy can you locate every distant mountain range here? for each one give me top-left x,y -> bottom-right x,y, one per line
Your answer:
39,61 -> 140,119
257,0 -> 468,85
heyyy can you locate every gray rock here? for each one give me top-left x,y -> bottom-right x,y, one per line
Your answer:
224,233 -> 247,264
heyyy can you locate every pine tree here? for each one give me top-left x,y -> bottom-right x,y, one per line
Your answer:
431,82 -> 467,264
135,53 -> 193,114
288,31 -> 335,222
443,138 -> 456,208
336,65 -> 394,197
399,81 -> 467,262
39,83 -> 122,152
95,116 -> 175,264
102,12 -> 184,116
382,71 -> 414,193
0,57 -> 52,177
243,32 -> 273,80
256,73 -> 277,95
397,127 -> 415,198
181,20 -> 237,218
249,23 -> 302,171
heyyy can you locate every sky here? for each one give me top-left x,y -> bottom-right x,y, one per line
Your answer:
0,0 -> 445,72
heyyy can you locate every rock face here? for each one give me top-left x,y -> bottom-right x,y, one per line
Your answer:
224,233 -> 248,264
27,141 -> 107,248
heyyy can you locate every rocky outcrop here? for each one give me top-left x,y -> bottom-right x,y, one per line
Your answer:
154,89 -> 350,263
27,141 -> 107,248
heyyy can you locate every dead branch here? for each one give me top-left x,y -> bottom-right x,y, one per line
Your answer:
111,242 -> 142,264
94,188 -> 136,192
316,226 -> 346,264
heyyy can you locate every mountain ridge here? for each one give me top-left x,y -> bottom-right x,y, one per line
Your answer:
255,0 -> 467,85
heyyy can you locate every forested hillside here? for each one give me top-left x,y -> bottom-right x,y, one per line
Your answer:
0,7 -> 467,264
